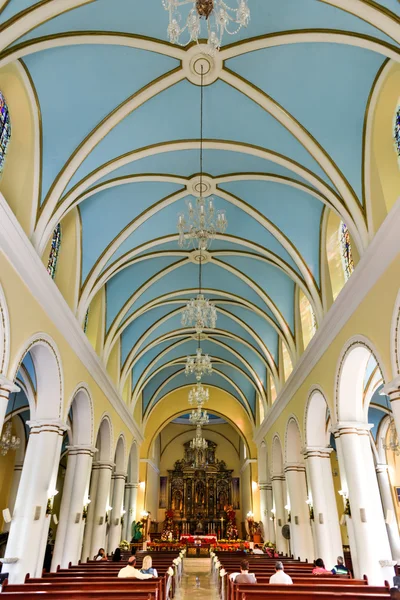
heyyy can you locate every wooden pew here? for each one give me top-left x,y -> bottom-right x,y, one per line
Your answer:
239,593 -> 389,600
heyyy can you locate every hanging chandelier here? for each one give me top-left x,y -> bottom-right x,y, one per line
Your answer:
0,393 -> 21,456
182,292 -> 217,333
188,382 -> 210,406
189,406 -> 209,426
190,424 -> 208,450
177,64 -> 227,251
185,345 -> 212,381
383,418 -> 400,456
162,0 -> 250,55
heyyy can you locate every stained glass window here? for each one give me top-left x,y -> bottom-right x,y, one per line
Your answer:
0,91 -> 11,176
339,222 -> 354,281
47,224 -> 61,279
394,106 -> 400,159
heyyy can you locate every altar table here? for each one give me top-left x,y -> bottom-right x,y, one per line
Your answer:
180,535 -> 217,544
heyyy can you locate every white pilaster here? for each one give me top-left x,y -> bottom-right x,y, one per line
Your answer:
3,461 -> 23,533
376,464 -> 400,561
284,463 -> 314,561
81,465 -> 100,562
89,461 -> 113,558
2,420 -> 67,583
259,482 -> 272,542
51,445 -> 96,570
303,447 -> 343,568
334,423 -> 393,584
107,471 -> 127,553
266,485 -> 275,544
271,474 -> 288,555
122,484 -> 130,541
126,482 -> 139,540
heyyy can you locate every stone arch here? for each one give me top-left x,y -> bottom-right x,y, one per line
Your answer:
66,384 -> 94,446
271,434 -> 283,475
285,416 -> 303,464
304,387 -> 331,448
0,283 -> 10,375
390,288 -> 400,377
127,441 -> 139,483
114,434 -> 127,472
10,333 -> 63,420
335,335 -> 388,423
94,415 -> 113,462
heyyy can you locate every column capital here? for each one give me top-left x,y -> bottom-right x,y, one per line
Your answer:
270,473 -> 285,482
92,460 -> 114,471
258,481 -> 272,491
27,419 -> 68,436
381,375 -> 400,398
330,421 -> 373,437
0,375 -> 19,394
126,482 -> 140,490
302,446 -> 333,459
375,463 -> 390,474
284,462 -> 306,473
67,445 -> 97,457
112,471 -> 127,481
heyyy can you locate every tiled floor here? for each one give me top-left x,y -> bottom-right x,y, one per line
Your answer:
176,558 -> 220,599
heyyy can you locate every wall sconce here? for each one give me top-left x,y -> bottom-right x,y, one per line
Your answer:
105,504 -> 113,524
284,504 -> 291,523
306,497 -> 314,521
140,510 -> 149,520
121,509 -> 126,527
270,508 -> 276,522
338,490 -> 351,517
46,489 -> 58,516
252,481 -> 258,491
139,481 -> 145,490
83,497 -> 91,521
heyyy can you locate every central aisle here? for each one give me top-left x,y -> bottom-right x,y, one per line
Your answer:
176,558 -> 219,600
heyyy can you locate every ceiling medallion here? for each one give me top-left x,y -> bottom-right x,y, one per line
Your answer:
162,0 -> 250,55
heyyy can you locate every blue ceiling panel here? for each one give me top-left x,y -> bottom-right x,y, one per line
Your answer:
227,43 -> 385,201
222,305 -> 279,363
368,407 -> 386,440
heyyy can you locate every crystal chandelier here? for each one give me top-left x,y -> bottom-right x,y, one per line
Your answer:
177,64 -> 227,251
0,421 -> 20,456
189,406 -> 209,426
190,424 -> 208,450
185,345 -> 212,381
383,418 -> 400,456
182,292 -> 217,333
188,382 -> 210,406
162,0 -> 250,55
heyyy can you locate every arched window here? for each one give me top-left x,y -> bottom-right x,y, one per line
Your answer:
0,91 -> 11,175
394,106 -> 400,160
339,222 -> 354,281
47,224 -> 62,279
299,289 -> 317,350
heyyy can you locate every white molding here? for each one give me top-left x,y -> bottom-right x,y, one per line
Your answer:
0,194 -> 143,443
140,459 -> 160,474
255,196 -> 400,445
240,458 -> 257,473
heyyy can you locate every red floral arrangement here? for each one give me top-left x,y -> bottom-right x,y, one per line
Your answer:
166,509 -> 174,519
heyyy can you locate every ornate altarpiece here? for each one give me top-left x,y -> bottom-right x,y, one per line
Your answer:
168,440 -> 234,526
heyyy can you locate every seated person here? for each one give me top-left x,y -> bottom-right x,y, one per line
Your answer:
312,558 -> 330,574
94,548 -> 108,561
331,555 -> 350,575
112,548 -> 122,562
252,544 -> 264,555
118,556 -> 155,579
140,554 -> 158,577
269,561 -> 293,585
390,588 -> 400,600
232,559 -> 257,584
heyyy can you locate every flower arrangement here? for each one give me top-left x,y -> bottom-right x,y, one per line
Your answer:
119,540 -> 130,551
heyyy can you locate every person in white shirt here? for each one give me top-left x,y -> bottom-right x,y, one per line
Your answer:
252,545 -> 264,555
118,556 -> 155,579
269,561 -> 293,585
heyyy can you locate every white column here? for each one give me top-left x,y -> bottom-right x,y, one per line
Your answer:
266,485 -> 275,544
2,420 -> 67,583
271,474 -> 287,555
122,484 -> 130,541
259,483 -> 271,543
334,423 -> 393,584
81,465 -> 100,562
51,445 -> 96,570
3,461 -> 23,533
89,461 -> 113,559
107,471 -> 127,553
376,464 -> 400,561
126,482 -> 139,541
0,378 -> 19,436
303,448 -> 343,568
284,463 -> 314,561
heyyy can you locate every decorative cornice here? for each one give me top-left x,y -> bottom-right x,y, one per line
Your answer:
140,458 -> 160,474
255,197 -> 400,445
0,375 -> 19,393
0,194 -> 143,443
240,458 -> 257,473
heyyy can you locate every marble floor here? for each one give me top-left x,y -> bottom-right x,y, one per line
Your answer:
176,558 -> 219,600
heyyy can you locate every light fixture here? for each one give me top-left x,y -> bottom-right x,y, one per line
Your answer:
185,345 -> 212,381
0,393 -> 21,456
189,406 -> 209,426
162,0 -> 250,55
188,382 -> 210,406
338,490 -> 351,517
140,510 -> 150,519
190,424 -> 208,450
306,497 -> 314,520
46,489 -> 59,516
182,292 -> 217,333
284,504 -> 290,511
246,511 -> 254,519
270,508 -> 276,521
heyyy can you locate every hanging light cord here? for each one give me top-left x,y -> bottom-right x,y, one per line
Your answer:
197,64 -> 204,352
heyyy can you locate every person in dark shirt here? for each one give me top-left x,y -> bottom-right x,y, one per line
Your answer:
112,548 -> 122,562
331,556 -> 349,575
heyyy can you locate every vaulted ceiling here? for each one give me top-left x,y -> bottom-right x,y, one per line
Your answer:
1,0 -> 398,424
